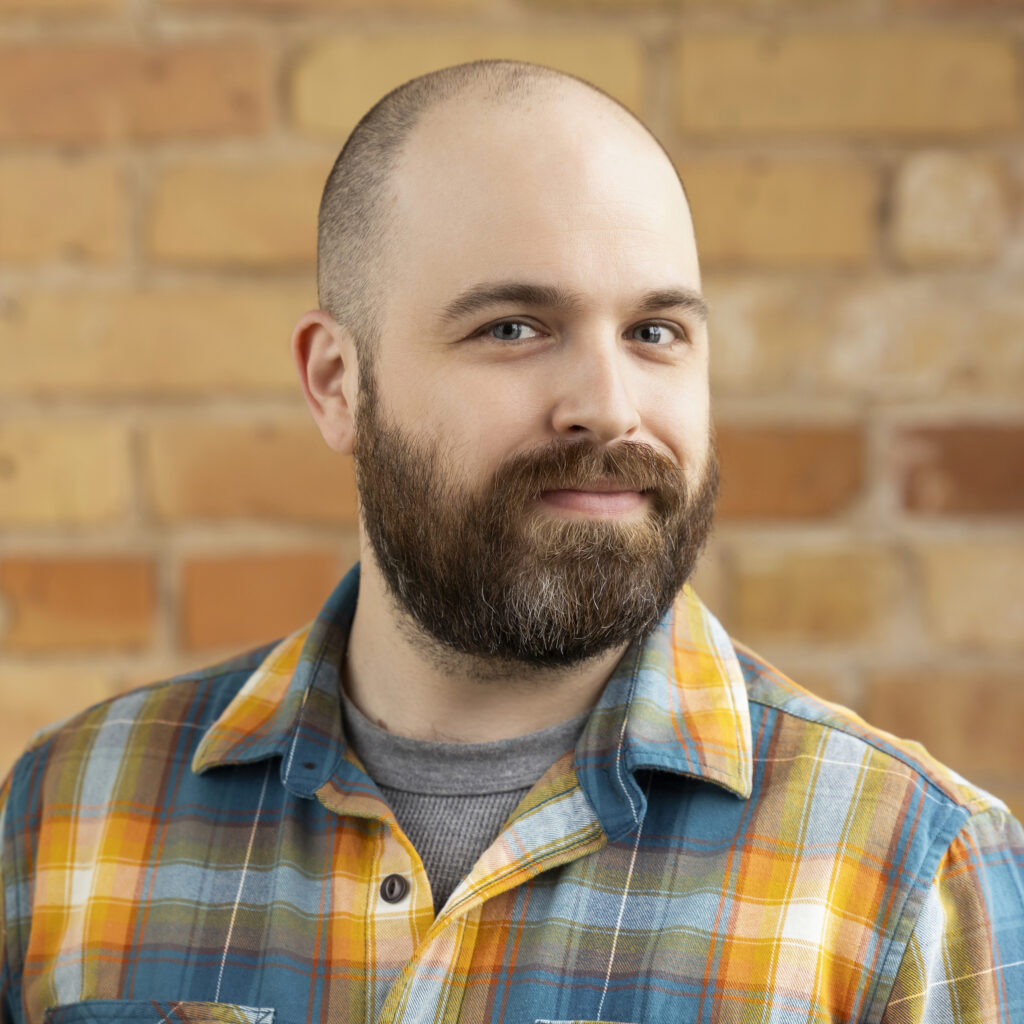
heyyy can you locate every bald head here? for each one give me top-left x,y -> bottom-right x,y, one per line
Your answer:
316,59 -> 689,368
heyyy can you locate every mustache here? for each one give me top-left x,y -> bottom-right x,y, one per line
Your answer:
488,440 -> 684,503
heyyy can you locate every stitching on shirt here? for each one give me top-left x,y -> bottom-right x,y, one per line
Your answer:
282,685 -> 312,783
595,774 -> 651,1022
214,761 -> 271,1002
612,655 -> 642,826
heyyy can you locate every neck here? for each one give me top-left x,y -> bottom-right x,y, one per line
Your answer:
342,550 -> 629,743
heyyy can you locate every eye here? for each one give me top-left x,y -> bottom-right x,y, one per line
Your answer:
480,320 -> 542,343
629,322 -> 683,346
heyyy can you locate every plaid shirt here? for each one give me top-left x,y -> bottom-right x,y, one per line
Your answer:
2,563 -> 1022,1024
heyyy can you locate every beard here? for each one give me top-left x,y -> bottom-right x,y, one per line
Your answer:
352,366 -> 719,675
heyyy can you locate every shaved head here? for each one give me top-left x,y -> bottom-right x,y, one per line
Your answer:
316,59 -> 687,371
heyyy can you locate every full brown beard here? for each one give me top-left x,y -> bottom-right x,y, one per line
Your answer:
352,365 -> 719,672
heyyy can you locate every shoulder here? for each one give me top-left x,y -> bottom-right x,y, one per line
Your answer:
732,638 -> 1009,822
2,640 -> 279,812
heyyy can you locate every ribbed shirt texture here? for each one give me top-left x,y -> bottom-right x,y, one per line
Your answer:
1,561 -> 1022,1024
340,690 -> 588,912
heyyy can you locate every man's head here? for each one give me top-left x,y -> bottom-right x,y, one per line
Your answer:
295,59 -> 717,675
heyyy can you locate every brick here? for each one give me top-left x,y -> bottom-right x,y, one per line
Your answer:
0,156 -> 127,265
895,0 -> 1024,7
148,160 -> 326,268
0,420 -> 130,526
0,286 -> 311,397
168,0 -> 479,8
181,550 -> 342,652
716,424 -> 864,520
142,416 -> 359,525
918,540 -> 1024,652
0,0 -> 119,10
705,276 -> 1024,400
292,33 -> 644,138
898,424 -> 1024,515
0,556 -> 156,652
0,665 -> 115,780
864,667 -> 1024,777
675,31 -> 1019,137
0,42 -> 271,143
892,152 -> 1007,266
729,545 -> 901,644
681,157 -> 878,267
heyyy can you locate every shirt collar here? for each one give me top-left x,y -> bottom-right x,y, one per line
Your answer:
193,562 -> 753,822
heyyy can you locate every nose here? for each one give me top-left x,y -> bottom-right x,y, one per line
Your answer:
549,335 -> 642,445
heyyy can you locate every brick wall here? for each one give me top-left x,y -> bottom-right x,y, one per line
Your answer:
0,0 -> 1021,817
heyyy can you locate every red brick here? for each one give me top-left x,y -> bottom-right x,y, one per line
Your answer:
864,667 -> 1024,777
716,424 -> 864,519
899,424 -> 1024,515
0,42 -> 271,143
0,557 -> 157,652
181,550 -> 342,652
142,417 -> 359,525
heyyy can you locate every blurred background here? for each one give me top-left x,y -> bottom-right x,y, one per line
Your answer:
0,0 -> 1021,815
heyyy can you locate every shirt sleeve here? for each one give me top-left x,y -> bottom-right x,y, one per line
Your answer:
881,805 -> 1024,1024
0,771 -> 16,1024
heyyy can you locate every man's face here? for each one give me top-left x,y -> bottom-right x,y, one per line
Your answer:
351,89 -> 715,670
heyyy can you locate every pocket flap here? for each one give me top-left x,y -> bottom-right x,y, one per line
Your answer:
45,1001 -> 275,1024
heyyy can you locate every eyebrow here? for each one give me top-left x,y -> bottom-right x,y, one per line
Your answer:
436,281 -> 709,327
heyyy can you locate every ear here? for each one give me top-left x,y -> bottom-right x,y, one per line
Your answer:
291,309 -> 359,456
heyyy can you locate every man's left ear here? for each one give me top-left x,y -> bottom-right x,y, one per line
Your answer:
291,309 -> 359,456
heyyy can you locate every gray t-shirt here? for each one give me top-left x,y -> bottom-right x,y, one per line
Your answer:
341,690 -> 589,913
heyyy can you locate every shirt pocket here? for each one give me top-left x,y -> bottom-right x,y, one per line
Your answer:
44,1001 -> 275,1024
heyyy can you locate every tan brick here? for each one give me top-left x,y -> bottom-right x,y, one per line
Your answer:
169,0 -> 479,8
0,156 -> 127,265
292,33 -> 644,138
0,0 -> 119,10
675,31 -> 1019,137
896,0 -> 1023,7
0,420 -> 130,526
143,417 -> 359,525
0,42 -> 271,143
892,152 -> 1007,266
0,665 -> 115,780
729,545 -> 901,644
0,556 -> 156,653
705,276 -> 1024,400
918,540 -> 1024,652
181,549 -> 342,652
898,424 -> 1024,515
0,286 -> 311,397
148,160 -> 327,268
864,667 -> 1023,777
716,424 -> 864,520
682,157 -> 878,268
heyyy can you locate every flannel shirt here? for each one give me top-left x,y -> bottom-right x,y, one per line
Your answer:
2,562 -> 1022,1024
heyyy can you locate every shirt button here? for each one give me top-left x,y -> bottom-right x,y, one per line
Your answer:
380,873 -> 410,904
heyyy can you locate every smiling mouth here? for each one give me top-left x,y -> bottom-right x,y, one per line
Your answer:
538,487 -> 649,515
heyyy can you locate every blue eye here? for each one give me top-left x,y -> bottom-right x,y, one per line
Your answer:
631,323 -> 677,345
486,321 -> 541,342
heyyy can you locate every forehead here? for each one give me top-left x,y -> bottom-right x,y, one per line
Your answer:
383,90 -> 700,317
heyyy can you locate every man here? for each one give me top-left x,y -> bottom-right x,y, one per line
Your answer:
1,60 -> 1022,1024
